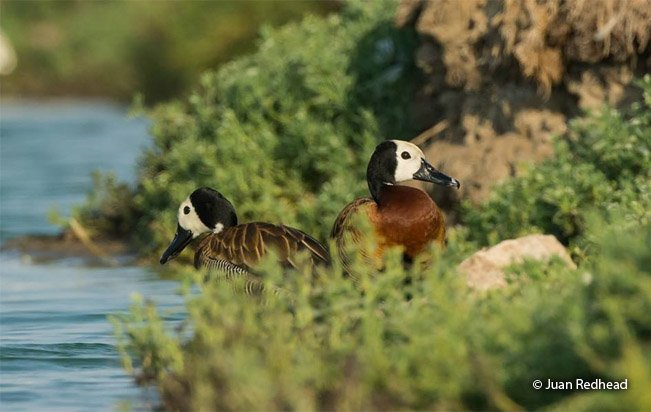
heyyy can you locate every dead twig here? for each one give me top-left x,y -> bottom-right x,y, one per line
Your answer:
68,217 -> 119,266
411,120 -> 449,147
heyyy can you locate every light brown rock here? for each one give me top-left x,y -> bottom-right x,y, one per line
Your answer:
458,234 -> 576,291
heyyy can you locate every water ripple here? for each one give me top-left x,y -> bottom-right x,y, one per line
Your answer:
0,102 -> 184,411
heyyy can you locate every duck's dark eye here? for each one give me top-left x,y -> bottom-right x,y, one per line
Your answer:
401,151 -> 411,160
183,206 -> 191,215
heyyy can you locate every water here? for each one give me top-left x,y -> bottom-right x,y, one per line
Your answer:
0,101 -> 185,411
0,101 -> 148,240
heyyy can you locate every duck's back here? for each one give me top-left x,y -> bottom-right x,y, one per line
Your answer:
194,222 -> 330,272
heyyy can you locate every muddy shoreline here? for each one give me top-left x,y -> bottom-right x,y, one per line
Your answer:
1,231 -> 138,266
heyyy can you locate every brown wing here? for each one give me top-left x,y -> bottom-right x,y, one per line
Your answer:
194,222 -> 330,272
330,197 -> 378,277
274,225 -> 331,267
331,198 -> 373,240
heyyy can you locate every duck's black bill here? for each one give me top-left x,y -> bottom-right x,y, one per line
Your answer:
160,225 -> 193,265
413,159 -> 460,189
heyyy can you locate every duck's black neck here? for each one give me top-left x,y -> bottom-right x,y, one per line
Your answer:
368,181 -> 391,205
214,197 -> 238,229
221,207 -> 238,229
367,164 -> 396,204
366,142 -> 398,204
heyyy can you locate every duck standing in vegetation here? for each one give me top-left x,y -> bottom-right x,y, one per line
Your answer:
331,140 -> 460,274
160,187 -> 330,291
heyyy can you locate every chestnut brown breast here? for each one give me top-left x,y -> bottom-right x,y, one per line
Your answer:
331,185 -> 445,273
371,185 -> 445,256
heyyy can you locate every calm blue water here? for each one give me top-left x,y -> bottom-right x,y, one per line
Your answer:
0,101 -> 185,411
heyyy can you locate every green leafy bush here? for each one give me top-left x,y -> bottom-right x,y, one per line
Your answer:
94,5 -> 650,408
111,74 -> 651,409
463,76 -> 651,255
110,294 -> 183,383
113,214 -> 651,410
73,172 -> 139,237
78,0 -> 418,256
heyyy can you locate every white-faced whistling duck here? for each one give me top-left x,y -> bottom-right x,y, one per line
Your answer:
331,140 -> 460,274
160,187 -> 330,292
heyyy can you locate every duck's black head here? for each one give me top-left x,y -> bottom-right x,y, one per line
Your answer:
366,140 -> 460,203
160,187 -> 238,264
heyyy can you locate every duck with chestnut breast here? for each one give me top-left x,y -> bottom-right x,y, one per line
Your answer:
160,187 -> 330,290
331,140 -> 460,274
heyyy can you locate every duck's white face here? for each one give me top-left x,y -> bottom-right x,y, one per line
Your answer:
392,140 -> 427,182
177,197 -> 222,238
161,187 -> 235,265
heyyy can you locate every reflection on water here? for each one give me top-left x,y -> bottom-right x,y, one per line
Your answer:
0,101 -> 184,411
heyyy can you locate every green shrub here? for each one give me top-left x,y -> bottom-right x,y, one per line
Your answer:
87,5 -> 649,407
462,76 -> 651,256
111,73 -> 651,409
79,0 -> 417,256
110,294 -> 183,383
73,172 -> 139,237
112,215 -> 651,410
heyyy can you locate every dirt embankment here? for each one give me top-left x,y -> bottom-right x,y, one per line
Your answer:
1,231 -> 133,266
397,0 -> 651,215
